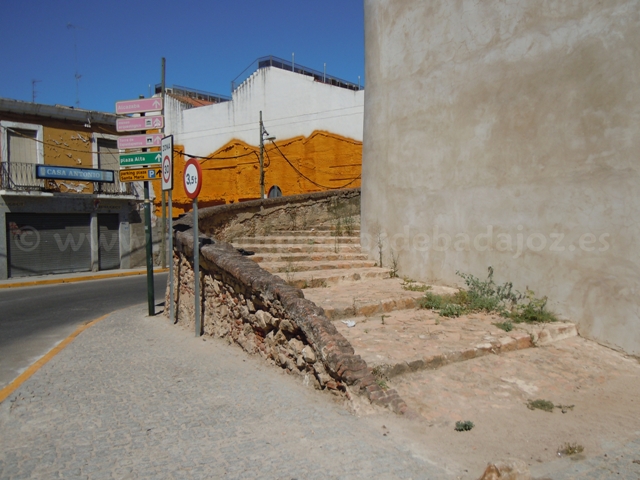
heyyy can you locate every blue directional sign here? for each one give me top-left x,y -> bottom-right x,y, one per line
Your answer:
35,165 -> 115,183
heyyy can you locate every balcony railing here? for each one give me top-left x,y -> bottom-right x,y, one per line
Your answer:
0,161 -> 133,196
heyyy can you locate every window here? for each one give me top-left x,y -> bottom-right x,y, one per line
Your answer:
97,138 -> 118,170
1,121 -> 44,165
268,185 -> 283,198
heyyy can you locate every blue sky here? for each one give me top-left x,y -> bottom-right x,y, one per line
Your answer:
1,1 -> 364,113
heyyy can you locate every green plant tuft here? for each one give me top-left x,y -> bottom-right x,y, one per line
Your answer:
455,420 -> 474,432
417,267 -> 558,323
494,320 -> 513,332
527,399 -> 555,412
557,442 -> 584,456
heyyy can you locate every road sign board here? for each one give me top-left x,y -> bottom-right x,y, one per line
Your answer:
116,115 -> 164,132
183,158 -> 202,199
36,165 -> 115,183
161,135 -> 173,191
119,152 -> 162,167
116,98 -> 163,115
119,168 -> 162,182
117,134 -> 164,150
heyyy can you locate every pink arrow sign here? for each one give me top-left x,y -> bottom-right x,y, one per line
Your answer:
117,134 -> 164,150
116,115 -> 164,132
116,98 -> 163,115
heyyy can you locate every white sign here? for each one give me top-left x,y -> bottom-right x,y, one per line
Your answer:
161,135 -> 173,191
183,158 -> 202,199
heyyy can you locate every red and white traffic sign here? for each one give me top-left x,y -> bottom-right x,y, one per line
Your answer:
116,98 -> 163,115
161,135 -> 173,191
116,115 -> 164,132
117,134 -> 164,150
183,158 -> 202,199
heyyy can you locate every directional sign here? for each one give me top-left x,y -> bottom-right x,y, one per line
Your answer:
116,115 -> 164,132
117,134 -> 164,150
116,98 -> 163,115
119,168 -> 162,182
119,152 -> 162,167
161,135 -> 173,191
183,158 -> 202,199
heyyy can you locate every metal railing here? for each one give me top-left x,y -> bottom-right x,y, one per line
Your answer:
0,161 -> 43,191
154,84 -> 231,104
0,161 -> 132,196
232,55 -> 363,93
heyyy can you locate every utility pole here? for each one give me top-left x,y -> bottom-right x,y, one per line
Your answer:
160,57 -> 167,269
259,111 -> 265,199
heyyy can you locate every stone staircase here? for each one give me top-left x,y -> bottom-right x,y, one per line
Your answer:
231,220 -> 578,382
231,223 -> 389,289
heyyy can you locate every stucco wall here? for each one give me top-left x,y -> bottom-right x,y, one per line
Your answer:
157,67 -> 364,215
362,0 -> 640,354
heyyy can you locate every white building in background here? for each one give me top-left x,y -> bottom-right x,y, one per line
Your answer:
160,56 -> 365,211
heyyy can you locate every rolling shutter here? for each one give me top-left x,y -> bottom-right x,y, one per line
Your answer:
7,213 -> 91,277
98,214 -> 120,270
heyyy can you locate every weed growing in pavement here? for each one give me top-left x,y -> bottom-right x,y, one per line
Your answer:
401,278 -> 432,292
493,320 -> 514,332
417,267 -> 558,323
375,379 -> 389,390
527,399 -> 555,412
388,251 -> 400,278
557,443 -> 584,456
455,420 -> 474,432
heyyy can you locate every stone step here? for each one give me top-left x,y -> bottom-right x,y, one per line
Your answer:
260,259 -> 377,274
257,229 -> 360,237
274,267 -> 390,288
231,243 -> 364,254
302,277 -> 428,320
334,308 -> 578,379
232,236 -> 360,245
249,252 -> 370,263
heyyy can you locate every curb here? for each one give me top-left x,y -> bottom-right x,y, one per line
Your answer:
0,268 -> 169,289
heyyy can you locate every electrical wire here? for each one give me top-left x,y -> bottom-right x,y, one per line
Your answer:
268,139 -> 361,190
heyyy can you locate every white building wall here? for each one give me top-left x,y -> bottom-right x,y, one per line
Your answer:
168,67 -> 364,156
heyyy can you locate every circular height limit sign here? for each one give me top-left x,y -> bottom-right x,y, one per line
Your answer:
183,158 -> 203,199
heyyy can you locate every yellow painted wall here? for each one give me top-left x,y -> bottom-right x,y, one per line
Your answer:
42,126 -> 95,194
154,131 -> 362,217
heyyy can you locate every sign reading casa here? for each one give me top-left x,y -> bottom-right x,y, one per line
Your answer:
35,165 -> 114,183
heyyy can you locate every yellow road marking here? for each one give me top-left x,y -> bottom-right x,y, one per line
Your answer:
0,268 -> 168,289
0,313 -> 110,404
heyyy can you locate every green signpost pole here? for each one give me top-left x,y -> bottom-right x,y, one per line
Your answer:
144,180 -> 155,316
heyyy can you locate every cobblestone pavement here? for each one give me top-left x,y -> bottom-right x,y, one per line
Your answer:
0,305 -> 449,480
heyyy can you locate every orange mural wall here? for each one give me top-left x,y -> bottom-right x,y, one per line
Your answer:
153,131 -> 362,217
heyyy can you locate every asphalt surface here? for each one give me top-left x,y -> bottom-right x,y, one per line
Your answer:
0,272 -> 168,389
0,305 -> 449,479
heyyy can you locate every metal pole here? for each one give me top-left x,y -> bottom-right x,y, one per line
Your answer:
169,190 -> 174,323
292,53 -> 295,72
194,197 -> 200,336
160,57 -> 167,269
144,180 -> 155,316
259,111 -> 264,199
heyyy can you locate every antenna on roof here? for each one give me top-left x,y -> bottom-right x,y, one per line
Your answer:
66,23 -> 83,107
31,79 -> 41,103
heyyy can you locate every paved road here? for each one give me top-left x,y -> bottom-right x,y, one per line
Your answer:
0,273 -> 168,388
0,305 -> 449,479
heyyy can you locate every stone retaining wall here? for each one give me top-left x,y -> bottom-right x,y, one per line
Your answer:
192,188 -> 361,241
169,189 -> 409,414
